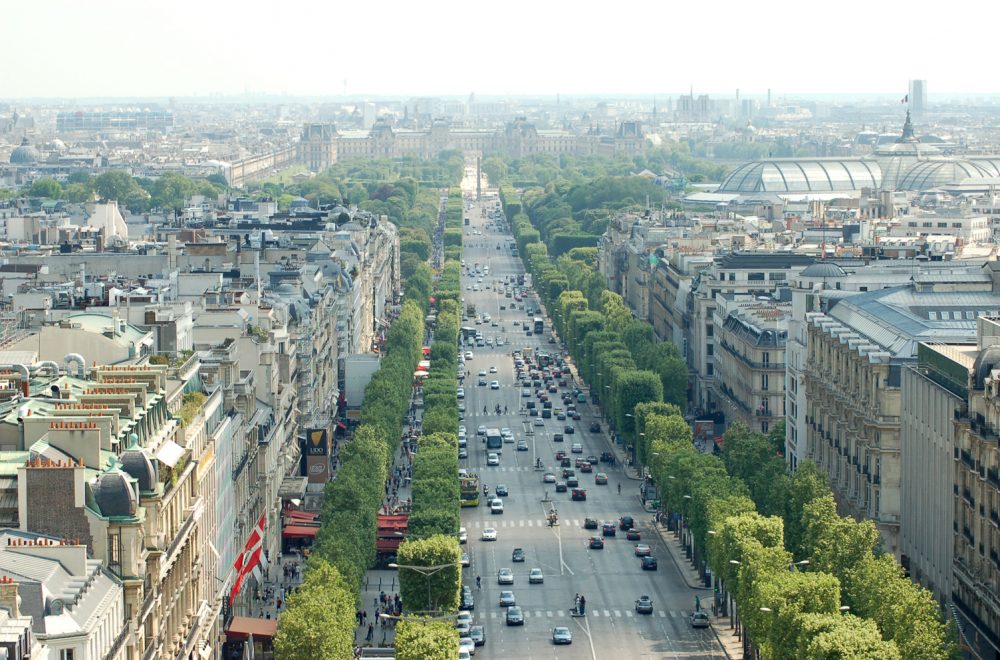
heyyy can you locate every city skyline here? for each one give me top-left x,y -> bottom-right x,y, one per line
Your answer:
5,0 -> 998,99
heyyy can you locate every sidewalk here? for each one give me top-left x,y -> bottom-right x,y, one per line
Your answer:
652,518 -> 744,659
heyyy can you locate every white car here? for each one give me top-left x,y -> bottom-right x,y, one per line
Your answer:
487,452 -> 500,466
490,380 -> 500,390
459,649 -> 471,660
477,425 -> 487,436
489,366 -> 498,373
459,637 -> 476,656
497,567 -> 514,584
465,351 -> 474,360
459,527 -> 468,544
459,426 -> 467,437
456,611 -> 473,627
528,568 -> 544,584
478,370 -> 487,377
490,498 -> 504,514
482,527 -> 498,541
534,418 -> 545,427
457,388 -> 465,399
522,388 -> 531,397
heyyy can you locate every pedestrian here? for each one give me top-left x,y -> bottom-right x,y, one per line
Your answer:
366,623 -> 374,641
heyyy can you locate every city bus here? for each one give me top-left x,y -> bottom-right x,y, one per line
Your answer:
460,475 -> 480,507
533,317 -> 544,334
485,428 -> 503,453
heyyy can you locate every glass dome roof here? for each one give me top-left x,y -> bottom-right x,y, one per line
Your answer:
896,159 -> 996,191
718,159 -> 882,194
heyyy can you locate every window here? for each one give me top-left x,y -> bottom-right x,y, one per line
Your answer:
907,222 -> 917,227
771,272 -> 786,281
60,651 -> 75,660
748,272 -> 765,281
706,325 -> 714,337
938,222 -> 947,228
707,364 -> 713,376
762,352 -> 770,367
953,222 -> 962,228
761,422 -> 769,433
761,373 -> 769,390
707,344 -> 714,356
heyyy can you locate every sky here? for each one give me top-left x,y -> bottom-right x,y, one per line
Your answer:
5,0 -> 999,100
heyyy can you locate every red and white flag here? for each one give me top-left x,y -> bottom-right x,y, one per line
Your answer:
229,512 -> 267,607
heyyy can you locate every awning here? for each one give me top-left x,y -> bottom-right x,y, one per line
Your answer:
336,421 -> 347,430
155,439 -> 185,468
286,510 -> 318,521
226,616 -> 278,639
283,524 -> 319,539
418,360 -> 431,370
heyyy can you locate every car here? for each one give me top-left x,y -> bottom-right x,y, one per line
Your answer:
552,626 -> 572,645
477,425 -> 487,436
489,366 -> 497,373
641,556 -> 658,570
554,481 -> 567,493
572,411 -> 582,420
556,412 -> 566,421
626,528 -> 641,540
501,428 -> 513,440
495,484 -> 508,496
469,625 -> 485,646
461,586 -> 475,610
490,380 -> 500,390
553,433 -> 564,442
516,439 -> 528,451
528,568 -> 544,584
459,651 -> 472,660
459,425 -> 467,436
478,369 -> 487,377
481,527 -> 497,541
595,472 -> 608,485
620,515 -> 635,530
634,543 -> 652,556
478,378 -> 488,386
456,611 -> 473,628
457,388 -> 465,399
635,595 -> 654,615
533,418 -> 544,426
511,548 -> 525,562
564,425 -> 575,435
690,610 -> 710,628
579,461 -> 593,473
461,552 -> 470,567
487,453 -> 500,466
571,488 -> 587,501
586,454 -> 600,464
562,467 -> 575,479
554,450 -> 567,460
498,590 -> 516,607
459,637 -> 476,656
543,472 -> 556,483
522,388 -> 531,397
602,523 -> 617,537
570,443 -> 583,454
497,568 -> 514,585
588,421 -> 603,434
589,536 -> 605,549
583,517 -> 599,530
490,499 -> 504,514
505,606 -> 524,626
465,351 -> 474,360
458,402 -> 466,413
458,447 -> 468,459
566,476 -> 579,487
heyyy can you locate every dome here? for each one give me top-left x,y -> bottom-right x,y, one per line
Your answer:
120,442 -> 157,493
800,262 -> 847,278
91,469 -> 138,517
47,138 -> 67,152
897,159 -> 995,191
717,159 -> 881,194
9,137 -> 39,164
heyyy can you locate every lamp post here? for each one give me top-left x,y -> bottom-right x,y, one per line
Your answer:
729,560 -> 741,632
682,494 -> 693,559
388,562 -> 455,614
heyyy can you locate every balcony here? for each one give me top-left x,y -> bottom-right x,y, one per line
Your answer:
719,340 -> 786,371
960,449 -> 976,471
988,468 -> 1000,490
963,487 -> 975,507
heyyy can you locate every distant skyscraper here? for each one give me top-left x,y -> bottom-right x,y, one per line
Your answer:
909,79 -> 927,115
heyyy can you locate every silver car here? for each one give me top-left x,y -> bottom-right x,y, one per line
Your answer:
497,568 -> 514,585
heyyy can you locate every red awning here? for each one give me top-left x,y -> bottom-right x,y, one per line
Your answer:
226,617 -> 278,639
337,420 -> 347,430
286,510 -> 318,521
283,525 -> 319,539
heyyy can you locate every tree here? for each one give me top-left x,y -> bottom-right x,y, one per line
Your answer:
28,178 -> 62,199
63,183 -> 93,203
800,495 -> 879,581
794,612 -> 901,659
94,171 -> 140,202
395,619 -> 458,660
152,172 -> 196,214
611,370 -> 663,440
274,559 -> 355,659
397,535 -> 461,614
206,172 -> 229,189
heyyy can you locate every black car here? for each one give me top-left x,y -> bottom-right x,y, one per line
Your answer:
583,517 -> 599,530
555,481 -> 567,493
641,556 -> 658,570
553,433 -> 564,442
564,425 -> 575,434
590,422 -> 602,433
620,515 -> 634,531
461,586 -> 475,610
602,523 -> 617,537
506,605 -> 524,625
589,536 -> 604,549
512,548 -> 525,562
495,484 -> 509,497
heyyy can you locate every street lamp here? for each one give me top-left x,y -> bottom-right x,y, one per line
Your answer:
839,605 -> 851,613
788,559 -> 810,571
388,562 -> 456,614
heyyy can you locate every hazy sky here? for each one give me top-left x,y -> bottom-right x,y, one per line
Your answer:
6,0 -> 998,100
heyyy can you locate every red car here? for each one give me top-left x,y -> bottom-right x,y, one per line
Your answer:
634,544 -> 652,557
579,462 -> 593,473
555,450 -> 567,461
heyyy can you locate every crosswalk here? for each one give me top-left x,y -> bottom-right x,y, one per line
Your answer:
466,518 -> 629,529
482,609 -> 691,620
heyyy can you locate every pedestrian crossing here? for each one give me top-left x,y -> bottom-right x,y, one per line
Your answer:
466,518 -> 624,529
483,609 -> 690,620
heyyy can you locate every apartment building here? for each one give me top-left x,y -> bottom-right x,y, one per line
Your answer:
712,294 -> 790,434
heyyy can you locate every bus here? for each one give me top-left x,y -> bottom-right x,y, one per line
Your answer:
460,475 -> 480,507
533,317 -> 544,334
485,428 -> 503,453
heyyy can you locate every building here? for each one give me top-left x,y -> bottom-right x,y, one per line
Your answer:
803,263 -> 1000,558
712,294 -> 790,434
55,110 -> 174,134
909,80 -> 927,116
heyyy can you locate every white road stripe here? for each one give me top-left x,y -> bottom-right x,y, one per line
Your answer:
490,612 -> 497,619
603,610 -> 610,617
522,611 -> 530,618
658,611 -> 666,618
535,610 -> 542,618
625,610 -> 633,617
557,610 -> 564,617
591,610 -> 599,617
519,520 -> 524,527
614,610 -> 621,617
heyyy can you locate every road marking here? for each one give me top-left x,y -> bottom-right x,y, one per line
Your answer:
535,610 -> 542,618
603,610 -> 611,617
614,610 -> 621,618
490,612 -> 497,619
625,610 -> 633,617
519,520 -> 524,527
658,611 -> 666,618
557,610 -> 564,617
547,610 -> 553,617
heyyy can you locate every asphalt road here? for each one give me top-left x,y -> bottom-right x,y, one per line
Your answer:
456,173 -> 724,659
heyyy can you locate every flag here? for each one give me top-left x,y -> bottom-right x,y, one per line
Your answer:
901,94 -> 908,104
229,512 -> 267,607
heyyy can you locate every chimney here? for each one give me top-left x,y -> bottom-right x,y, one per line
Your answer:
0,577 -> 20,617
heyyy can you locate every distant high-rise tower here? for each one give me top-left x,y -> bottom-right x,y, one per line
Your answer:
909,79 -> 927,116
